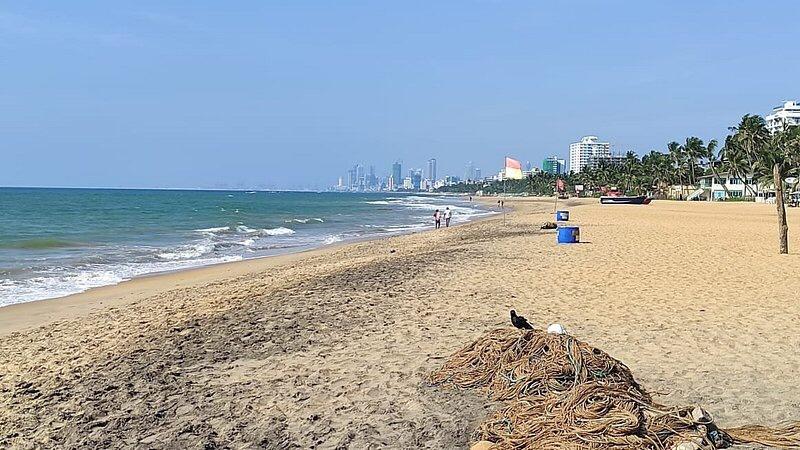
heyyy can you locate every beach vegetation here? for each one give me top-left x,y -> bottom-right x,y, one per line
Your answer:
728,115 -> 800,253
437,114 -> 800,253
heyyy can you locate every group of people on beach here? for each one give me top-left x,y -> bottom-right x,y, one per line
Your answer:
433,207 -> 452,229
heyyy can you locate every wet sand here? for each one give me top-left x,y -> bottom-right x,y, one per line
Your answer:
1,198 -> 799,449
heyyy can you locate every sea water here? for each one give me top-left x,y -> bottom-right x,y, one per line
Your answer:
0,188 -> 489,306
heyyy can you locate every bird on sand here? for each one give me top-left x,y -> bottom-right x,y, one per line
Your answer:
510,310 -> 534,330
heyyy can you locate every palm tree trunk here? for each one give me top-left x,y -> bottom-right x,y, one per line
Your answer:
773,163 -> 788,254
708,165 -> 730,199
743,179 -> 756,198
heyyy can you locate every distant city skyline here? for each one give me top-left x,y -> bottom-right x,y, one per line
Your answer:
1,2 -> 798,189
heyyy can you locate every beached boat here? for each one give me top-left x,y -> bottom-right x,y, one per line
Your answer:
600,195 -> 652,205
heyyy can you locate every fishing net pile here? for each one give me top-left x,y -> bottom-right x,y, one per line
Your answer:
428,328 -> 800,449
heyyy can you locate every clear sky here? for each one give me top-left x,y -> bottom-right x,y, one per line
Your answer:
1,1 -> 798,189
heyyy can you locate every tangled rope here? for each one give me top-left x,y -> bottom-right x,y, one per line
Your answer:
477,383 -> 709,450
428,328 -> 800,449
725,423 -> 800,449
428,328 -> 650,402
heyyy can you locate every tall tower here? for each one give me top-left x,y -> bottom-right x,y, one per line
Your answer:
465,161 -> 475,181
368,165 -> 376,188
427,158 -> 437,183
391,162 -> 402,190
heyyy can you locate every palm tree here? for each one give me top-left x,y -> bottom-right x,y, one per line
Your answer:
684,136 -> 705,187
623,151 -> 639,194
753,124 -> 800,253
731,114 -> 769,169
729,115 -> 799,254
721,135 -> 757,197
703,139 -> 731,199
640,152 -> 662,195
668,141 -> 686,199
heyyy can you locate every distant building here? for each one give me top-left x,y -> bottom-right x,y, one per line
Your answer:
391,162 -> 402,191
465,161 -> 476,181
355,164 -> 365,190
474,168 -> 481,180
766,100 -> 800,134
587,153 -> 625,169
427,159 -> 437,184
402,177 -> 413,190
367,165 -> 377,189
569,136 -> 612,173
410,169 -> 422,190
542,156 -> 566,175
697,173 -> 772,202
445,175 -> 461,185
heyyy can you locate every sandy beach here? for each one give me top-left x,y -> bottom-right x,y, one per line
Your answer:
2,198 -> 799,449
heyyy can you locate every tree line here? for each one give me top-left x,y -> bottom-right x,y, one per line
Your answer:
437,114 -> 800,253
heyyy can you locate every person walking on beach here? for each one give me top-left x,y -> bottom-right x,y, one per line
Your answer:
433,209 -> 442,229
444,207 -> 452,227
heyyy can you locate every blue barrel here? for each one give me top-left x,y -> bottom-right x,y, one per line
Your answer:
555,210 -> 570,221
557,226 -> 580,244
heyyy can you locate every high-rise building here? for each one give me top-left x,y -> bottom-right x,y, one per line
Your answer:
465,161 -> 475,181
542,156 -> 566,175
474,168 -> 481,180
427,158 -> 437,183
368,165 -> 376,189
391,162 -> 402,190
569,136 -> 611,173
355,164 -> 365,190
411,169 -> 423,190
766,100 -> 800,134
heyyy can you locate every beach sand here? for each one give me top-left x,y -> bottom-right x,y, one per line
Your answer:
2,198 -> 799,449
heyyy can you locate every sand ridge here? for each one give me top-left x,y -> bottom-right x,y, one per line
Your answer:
1,198 -> 799,449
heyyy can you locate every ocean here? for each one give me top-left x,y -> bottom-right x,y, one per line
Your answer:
0,188 -> 490,307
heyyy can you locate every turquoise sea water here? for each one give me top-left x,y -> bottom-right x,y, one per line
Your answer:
0,188 -> 489,306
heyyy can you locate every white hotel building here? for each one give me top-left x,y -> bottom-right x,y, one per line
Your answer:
766,100 -> 800,134
569,136 -> 611,173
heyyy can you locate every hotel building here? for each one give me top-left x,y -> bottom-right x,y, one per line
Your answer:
568,136 -> 611,173
766,101 -> 800,134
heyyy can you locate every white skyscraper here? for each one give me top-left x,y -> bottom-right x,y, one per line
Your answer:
427,158 -> 437,183
766,101 -> 800,134
465,161 -> 475,181
569,136 -> 611,173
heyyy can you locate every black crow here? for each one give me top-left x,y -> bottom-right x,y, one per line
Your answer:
510,310 -> 534,330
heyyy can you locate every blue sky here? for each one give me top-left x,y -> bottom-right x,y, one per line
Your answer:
1,1 -> 798,189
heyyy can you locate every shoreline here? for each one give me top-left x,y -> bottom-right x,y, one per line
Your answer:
0,203 -> 498,336
1,197 -> 798,448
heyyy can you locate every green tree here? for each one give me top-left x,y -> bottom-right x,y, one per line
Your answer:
623,151 -> 639,194
683,136 -> 705,186
729,115 -> 800,254
668,141 -> 686,199
721,135 -> 756,197
702,139 -> 731,199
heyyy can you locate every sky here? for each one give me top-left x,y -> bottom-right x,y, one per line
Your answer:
1,1 -> 798,190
